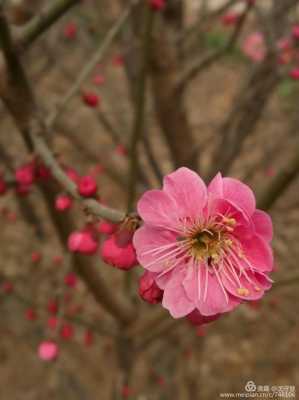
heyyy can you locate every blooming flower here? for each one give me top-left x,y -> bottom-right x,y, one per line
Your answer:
241,32 -> 266,62
133,168 -> 273,319
289,67 -> 299,80
38,341 -> 59,361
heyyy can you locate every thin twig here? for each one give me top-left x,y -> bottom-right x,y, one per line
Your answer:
257,141 -> 299,211
47,0 -> 138,128
176,0 -> 253,92
14,0 -> 80,49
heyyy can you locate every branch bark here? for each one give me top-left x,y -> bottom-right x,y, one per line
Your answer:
0,7 -> 135,325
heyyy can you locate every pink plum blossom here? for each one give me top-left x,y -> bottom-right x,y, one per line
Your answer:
78,175 -> 98,197
133,167 -> 273,319
68,230 -> 98,255
38,340 -> 59,361
55,194 -> 73,211
139,271 -> 163,304
100,233 -> 137,270
241,32 -> 266,62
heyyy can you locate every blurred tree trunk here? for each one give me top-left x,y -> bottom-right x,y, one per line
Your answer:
150,1 -> 198,170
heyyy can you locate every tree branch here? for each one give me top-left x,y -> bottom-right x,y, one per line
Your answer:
176,0 -> 253,92
14,0 -> 80,50
127,4 -> 154,212
47,0 -> 138,128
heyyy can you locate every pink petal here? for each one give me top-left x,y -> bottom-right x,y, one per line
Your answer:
252,210 -> 273,242
208,174 -> 256,216
183,263 -> 240,316
222,269 -> 272,300
162,268 -> 195,318
241,234 -> 274,272
163,167 -> 207,220
137,189 -> 180,231
133,226 -> 178,272
207,172 -> 223,198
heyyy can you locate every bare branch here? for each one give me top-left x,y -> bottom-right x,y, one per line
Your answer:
14,0 -> 80,49
127,4 -> 154,212
257,141 -> 299,211
176,0 -> 253,91
47,0 -> 138,128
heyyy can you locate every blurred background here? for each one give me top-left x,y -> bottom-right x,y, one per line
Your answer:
0,0 -> 298,399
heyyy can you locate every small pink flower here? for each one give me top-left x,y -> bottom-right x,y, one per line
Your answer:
289,67 -> 299,80
47,299 -> 58,315
15,162 -> 36,186
64,272 -> 77,288
97,220 -> 118,235
149,0 -> 166,11
68,230 -> 98,255
2,281 -> 13,294
93,74 -> 105,86
221,12 -> 240,27
82,92 -> 100,108
38,340 -> 59,361
100,233 -> 137,270
112,54 -> 124,67
63,22 -> 77,39
55,194 -> 73,211
84,329 -> 94,346
292,25 -> 299,40
60,323 -> 74,340
52,255 -> 63,266
241,32 -> 266,62
134,168 -> 273,319
277,38 -> 294,65
0,175 -> 7,195
139,271 -> 163,304
65,167 -> 80,184
25,308 -> 38,321
78,175 -> 98,197
31,251 -> 42,263
115,144 -> 128,156
47,316 -> 58,330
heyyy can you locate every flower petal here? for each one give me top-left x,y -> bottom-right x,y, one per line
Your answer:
182,262 -> 241,316
163,167 -> 207,221
162,268 -> 195,318
137,189 -> 180,231
133,226 -> 178,272
252,209 -> 273,242
222,269 -> 272,300
208,173 -> 256,217
241,234 -> 274,272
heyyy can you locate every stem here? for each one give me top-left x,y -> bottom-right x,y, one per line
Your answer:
127,5 -> 154,212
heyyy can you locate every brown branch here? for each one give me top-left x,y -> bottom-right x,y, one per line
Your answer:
176,0 -> 253,92
127,4 -> 154,212
257,142 -> 299,211
149,1 -> 198,170
0,7 -> 136,325
47,0 -> 138,128
14,0 -> 80,50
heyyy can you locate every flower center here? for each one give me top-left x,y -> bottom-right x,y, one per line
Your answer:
190,229 -> 223,263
